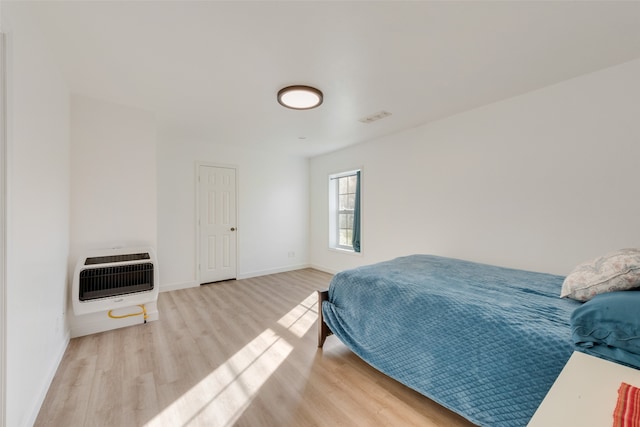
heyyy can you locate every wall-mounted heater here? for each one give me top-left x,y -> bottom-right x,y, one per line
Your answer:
72,247 -> 159,316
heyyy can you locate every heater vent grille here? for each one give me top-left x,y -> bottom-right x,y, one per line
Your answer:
79,262 -> 154,301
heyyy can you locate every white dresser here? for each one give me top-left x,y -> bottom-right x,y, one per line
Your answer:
528,351 -> 640,426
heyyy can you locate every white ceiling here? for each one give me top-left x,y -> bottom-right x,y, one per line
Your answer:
20,1 -> 640,157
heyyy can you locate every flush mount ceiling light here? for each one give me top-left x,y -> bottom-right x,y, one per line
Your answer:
277,85 -> 323,110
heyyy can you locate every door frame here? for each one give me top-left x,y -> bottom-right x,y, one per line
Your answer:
195,162 -> 239,284
0,31 -> 8,427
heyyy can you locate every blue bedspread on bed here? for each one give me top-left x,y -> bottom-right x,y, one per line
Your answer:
322,255 -> 582,427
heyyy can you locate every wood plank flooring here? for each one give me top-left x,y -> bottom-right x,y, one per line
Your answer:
35,269 -> 475,427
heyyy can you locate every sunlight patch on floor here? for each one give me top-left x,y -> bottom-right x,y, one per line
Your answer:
145,328 -> 293,427
277,291 -> 318,338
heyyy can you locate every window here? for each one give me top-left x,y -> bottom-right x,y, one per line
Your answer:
329,169 -> 361,252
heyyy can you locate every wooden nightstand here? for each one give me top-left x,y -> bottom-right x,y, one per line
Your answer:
528,351 -> 640,426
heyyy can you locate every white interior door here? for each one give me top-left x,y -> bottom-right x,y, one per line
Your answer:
198,165 -> 237,284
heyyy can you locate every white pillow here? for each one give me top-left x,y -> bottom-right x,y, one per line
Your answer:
561,248 -> 640,301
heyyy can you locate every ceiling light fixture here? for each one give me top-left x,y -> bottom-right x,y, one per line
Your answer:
277,85 -> 323,110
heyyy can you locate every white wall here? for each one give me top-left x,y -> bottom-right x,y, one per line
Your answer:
70,95 -> 157,254
157,138 -> 308,290
69,94 -> 157,336
2,4 -> 71,426
310,58 -> 640,276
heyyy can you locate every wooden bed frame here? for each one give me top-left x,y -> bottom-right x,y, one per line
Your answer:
317,290 -> 332,347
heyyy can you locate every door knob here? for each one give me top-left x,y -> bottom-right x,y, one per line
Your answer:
230,227 -> 236,231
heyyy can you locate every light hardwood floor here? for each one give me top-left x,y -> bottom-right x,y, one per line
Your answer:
35,269 -> 475,427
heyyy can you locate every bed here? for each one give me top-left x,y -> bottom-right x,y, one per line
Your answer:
317,254 -> 583,427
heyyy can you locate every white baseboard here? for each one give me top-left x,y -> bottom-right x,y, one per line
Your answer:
159,280 -> 198,293
25,329 -> 70,427
308,264 -> 339,275
159,265 -> 318,292
237,263 -> 310,280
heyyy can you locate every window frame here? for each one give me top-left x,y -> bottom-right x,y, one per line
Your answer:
328,169 -> 362,253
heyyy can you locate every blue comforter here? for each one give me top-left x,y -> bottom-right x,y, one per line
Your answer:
322,255 -> 581,427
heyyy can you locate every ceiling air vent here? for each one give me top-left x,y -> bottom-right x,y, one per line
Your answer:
358,110 -> 392,124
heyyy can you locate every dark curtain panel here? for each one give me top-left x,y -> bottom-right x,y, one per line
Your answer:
352,171 -> 361,253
